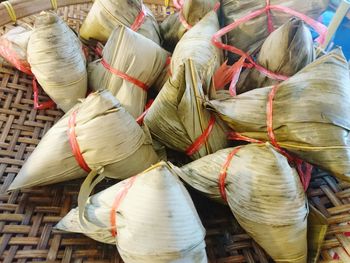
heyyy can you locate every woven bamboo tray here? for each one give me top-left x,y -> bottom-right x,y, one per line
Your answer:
0,0 -> 349,262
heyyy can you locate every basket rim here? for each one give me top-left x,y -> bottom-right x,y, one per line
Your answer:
0,0 -> 173,27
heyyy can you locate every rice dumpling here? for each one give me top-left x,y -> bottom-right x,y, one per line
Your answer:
222,0 -> 329,59
9,90 -> 159,190
79,0 -> 160,44
160,0 -> 218,51
207,49 -> 350,182
236,18 -> 315,94
144,12 -> 228,160
56,161 -> 207,263
27,12 -> 87,112
88,25 -> 169,118
0,26 -> 32,75
179,144 -> 308,263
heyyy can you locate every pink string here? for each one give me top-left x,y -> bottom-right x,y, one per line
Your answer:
213,2 -> 220,12
173,0 -> 183,9
212,3 -> 328,81
265,0 -> 274,33
228,56 -> 246,96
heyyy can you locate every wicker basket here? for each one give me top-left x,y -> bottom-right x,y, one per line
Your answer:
0,0 -> 349,262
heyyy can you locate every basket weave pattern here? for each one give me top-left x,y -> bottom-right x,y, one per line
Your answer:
0,2 -> 349,263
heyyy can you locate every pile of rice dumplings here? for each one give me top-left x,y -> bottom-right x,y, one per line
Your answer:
2,1 -> 347,262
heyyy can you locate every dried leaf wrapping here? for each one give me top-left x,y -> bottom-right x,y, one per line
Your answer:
56,162 -> 207,263
151,62 -> 171,93
237,18 -> 316,94
0,26 -> 32,74
28,12 -> 87,112
222,0 -> 329,58
88,25 -> 169,118
144,12 -> 228,159
9,90 -> 159,190
207,50 -> 350,182
79,0 -> 160,44
179,144 -> 308,262
160,0 -> 218,51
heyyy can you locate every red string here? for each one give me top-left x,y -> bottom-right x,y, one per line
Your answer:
332,246 -> 350,260
219,146 -> 243,202
265,0 -> 274,33
186,115 -> 216,156
0,39 -> 56,110
136,99 -> 154,125
266,85 -> 312,190
67,110 -> 91,173
213,59 -> 254,91
32,77 -> 56,110
166,56 -> 172,77
94,42 -> 104,57
166,56 -> 171,66
173,0 -> 184,10
179,11 -> 192,30
131,6 -> 146,31
213,2 -> 220,12
213,60 -> 232,90
101,58 -> 149,92
228,56 -> 246,96
333,253 -> 340,260
228,132 -> 262,144
0,39 -> 32,75
211,3 -> 327,81
110,176 -> 137,237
